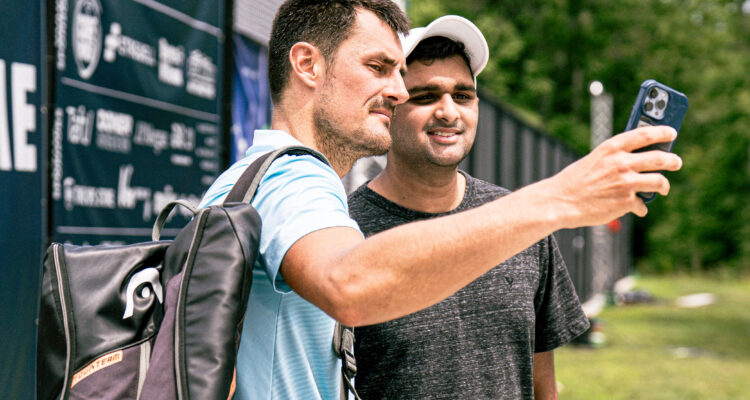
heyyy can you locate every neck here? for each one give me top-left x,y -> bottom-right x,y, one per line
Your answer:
368,157 -> 466,213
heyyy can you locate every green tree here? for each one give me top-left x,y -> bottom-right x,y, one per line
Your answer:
408,0 -> 750,272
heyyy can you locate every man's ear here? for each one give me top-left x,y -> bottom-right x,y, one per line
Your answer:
289,42 -> 325,90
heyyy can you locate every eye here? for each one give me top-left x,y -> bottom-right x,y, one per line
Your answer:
368,64 -> 383,73
409,93 -> 437,104
453,92 -> 475,103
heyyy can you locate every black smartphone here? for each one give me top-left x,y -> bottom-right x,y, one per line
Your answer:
624,79 -> 688,202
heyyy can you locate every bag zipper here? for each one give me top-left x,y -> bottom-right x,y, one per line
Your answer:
136,340 -> 151,400
52,243 -> 73,399
174,208 -> 210,400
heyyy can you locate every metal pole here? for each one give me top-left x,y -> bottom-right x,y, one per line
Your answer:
589,81 -> 615,298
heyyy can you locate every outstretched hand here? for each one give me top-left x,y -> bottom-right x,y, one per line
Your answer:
540,125 -> 682,228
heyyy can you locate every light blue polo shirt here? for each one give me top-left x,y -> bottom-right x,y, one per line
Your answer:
199,130 -> 362,400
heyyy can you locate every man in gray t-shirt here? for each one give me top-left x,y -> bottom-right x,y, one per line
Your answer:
348,16 -> 589,399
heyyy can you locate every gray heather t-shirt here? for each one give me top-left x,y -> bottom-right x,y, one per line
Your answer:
348,172 -> 589,399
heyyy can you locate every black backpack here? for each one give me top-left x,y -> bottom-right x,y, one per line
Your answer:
37,146 -> 353,400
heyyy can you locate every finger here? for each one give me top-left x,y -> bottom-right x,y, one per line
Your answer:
608,125 -> 678,153
626,150 -> 683,172
631,199 -> 648,217
633,172 -> 671,196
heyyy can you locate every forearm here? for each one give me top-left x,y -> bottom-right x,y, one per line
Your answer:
533,351 -> 558,400
285,178 -> 569,326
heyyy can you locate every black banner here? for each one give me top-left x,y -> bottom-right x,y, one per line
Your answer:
51,0 -> 227,244
0,1 -> 45,398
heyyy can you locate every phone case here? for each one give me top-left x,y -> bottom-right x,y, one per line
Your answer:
625,79 -> 688,202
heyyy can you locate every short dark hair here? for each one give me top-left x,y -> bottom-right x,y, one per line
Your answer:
268,0 -> 409,103
406,36 -> 473,76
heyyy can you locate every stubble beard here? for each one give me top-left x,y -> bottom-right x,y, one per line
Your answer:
313,98 -> 392,173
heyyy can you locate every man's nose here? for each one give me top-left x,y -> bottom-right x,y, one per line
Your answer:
435,94 -> 460,123
383,72 -> 409,105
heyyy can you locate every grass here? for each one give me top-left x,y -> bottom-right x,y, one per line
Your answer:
555,274 -> 750,400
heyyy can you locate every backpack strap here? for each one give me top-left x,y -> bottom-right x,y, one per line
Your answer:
153,146 -> 328,240
333,323 -> 361,400
152,199 -> 199,241
224,145 -> 330,205
224,145 -> 360,400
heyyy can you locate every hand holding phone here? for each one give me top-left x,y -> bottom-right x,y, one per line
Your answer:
624,80 -> 688,202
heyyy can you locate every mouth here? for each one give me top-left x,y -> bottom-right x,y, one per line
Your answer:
370,108 -> 393,122
427,127 -> 462,137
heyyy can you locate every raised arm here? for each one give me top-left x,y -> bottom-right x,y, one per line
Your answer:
281,125 -> 681,326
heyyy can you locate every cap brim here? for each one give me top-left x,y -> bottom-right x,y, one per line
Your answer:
400,15 -> 489,77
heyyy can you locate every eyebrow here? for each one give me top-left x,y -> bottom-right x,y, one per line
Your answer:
407,83 -> 477,95
374,53 -> 399,67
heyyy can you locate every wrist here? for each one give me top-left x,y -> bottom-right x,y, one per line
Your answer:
516,178 -> 581,231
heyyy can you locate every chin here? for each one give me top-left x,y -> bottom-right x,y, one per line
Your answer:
429,159 -> 463,168
427,151 -> 468,167
346,128 -> 390,158
366,135 -> 391,156
367,126 -> 392,147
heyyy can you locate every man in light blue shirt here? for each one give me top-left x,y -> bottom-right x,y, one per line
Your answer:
201,0 -> 683,398
200,130 -> 358,399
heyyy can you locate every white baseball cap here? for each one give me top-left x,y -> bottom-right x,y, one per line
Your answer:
400,15 -> 490,78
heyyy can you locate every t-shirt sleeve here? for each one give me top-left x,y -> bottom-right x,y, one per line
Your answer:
534,235 -> 590,352
251,154 -> 363,293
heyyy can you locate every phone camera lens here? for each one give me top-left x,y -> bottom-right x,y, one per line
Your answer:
656,100 -> 666,109
644,102 -> 654,112
649,88 -> 659,98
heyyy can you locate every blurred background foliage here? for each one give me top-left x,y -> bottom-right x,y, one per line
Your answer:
408,0 -> 750,273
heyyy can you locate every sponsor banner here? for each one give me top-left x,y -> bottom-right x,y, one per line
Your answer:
52,0 -> 227,243
231,34 -> 272,162
0,1 -> 45,398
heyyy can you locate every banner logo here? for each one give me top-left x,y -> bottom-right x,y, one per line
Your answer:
72,0 -> 103,79
103,23 -> 156,67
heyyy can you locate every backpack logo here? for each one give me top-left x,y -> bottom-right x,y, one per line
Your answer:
71,350 -> 123,388
123,267 -> 163,319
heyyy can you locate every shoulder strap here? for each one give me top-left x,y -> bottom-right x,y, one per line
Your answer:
224,145 -> 360,399
224,145 -> 330,205
333,323 -> 361,400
